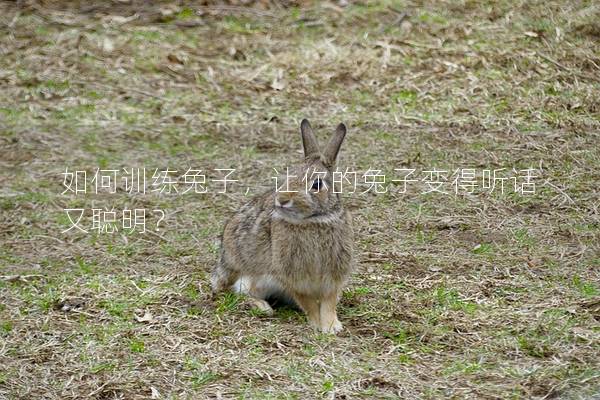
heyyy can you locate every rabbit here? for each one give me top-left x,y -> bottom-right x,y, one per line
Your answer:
211,119 -> 354,334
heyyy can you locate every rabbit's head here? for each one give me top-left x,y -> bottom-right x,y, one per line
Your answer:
274,119 -> 348,223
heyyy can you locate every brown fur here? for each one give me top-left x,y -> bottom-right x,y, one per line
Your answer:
211,119 -> 354,334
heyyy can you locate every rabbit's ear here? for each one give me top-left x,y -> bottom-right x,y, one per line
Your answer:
301,119 -> 320,158
323,123 -> 347,166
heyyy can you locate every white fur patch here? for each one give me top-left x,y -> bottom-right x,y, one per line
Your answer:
232,275 -> 253,294
233,275 -> 287,300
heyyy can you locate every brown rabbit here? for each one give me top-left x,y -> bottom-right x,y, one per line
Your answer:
211,119 -> 354,334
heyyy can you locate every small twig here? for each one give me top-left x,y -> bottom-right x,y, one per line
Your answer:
197,5 -> 276,18
146,229 -> 170,242
33,234 -> 65,244
8,11 -> 20,28
87,381 -> 110,398
0,274 -> 46,283
395,39 -> 440,50
542,179 -> 575,205
70,79 -> 170,102
536,51 -> 571,71
536,51 -> 598,81
377,7 -> 408,33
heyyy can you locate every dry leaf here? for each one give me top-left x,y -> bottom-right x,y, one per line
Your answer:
134,309 -> 155,323
271,69 -> 286,91
167,53 -> 184,65
101,37 -> 114,53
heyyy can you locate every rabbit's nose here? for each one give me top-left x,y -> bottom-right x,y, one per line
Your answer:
275,197 -> 293,208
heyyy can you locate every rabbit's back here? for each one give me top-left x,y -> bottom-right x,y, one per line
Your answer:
220,193 -> 274,277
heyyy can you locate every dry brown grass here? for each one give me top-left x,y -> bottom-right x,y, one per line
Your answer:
0,1 -> 599,399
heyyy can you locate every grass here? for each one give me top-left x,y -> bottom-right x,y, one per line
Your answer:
1,0 -> 599,399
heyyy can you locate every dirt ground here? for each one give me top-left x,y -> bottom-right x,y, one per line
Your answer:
0,1 -> 599,399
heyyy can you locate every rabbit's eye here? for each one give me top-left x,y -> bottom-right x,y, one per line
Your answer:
311,178 -> 324,191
